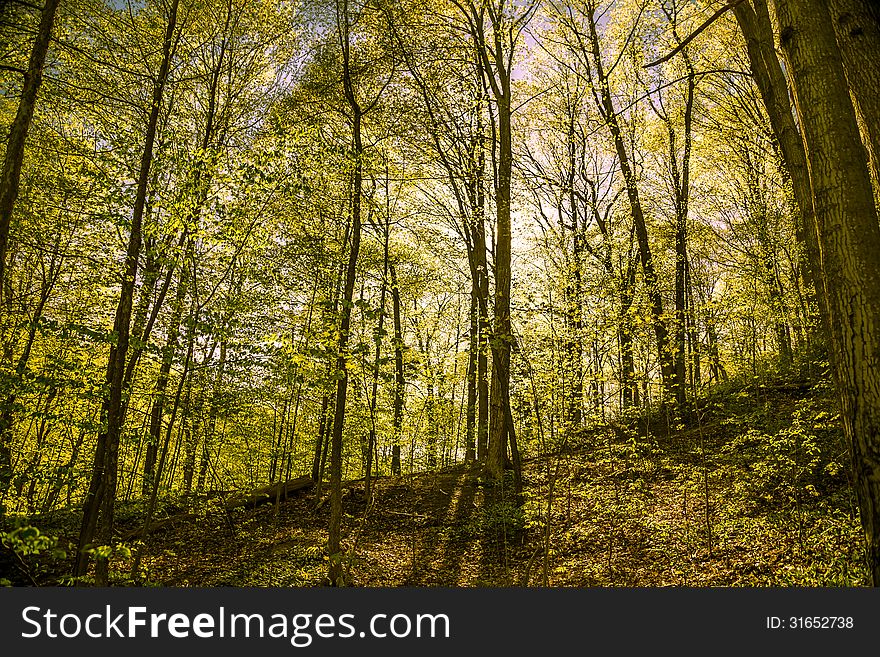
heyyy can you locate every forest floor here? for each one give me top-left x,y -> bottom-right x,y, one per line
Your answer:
5,373 -> 870,587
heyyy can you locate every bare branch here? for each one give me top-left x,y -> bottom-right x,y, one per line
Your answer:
0,64 -> 27,76
644,0 -> 746,68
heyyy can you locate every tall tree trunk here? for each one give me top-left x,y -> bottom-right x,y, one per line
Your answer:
670,47 -> 696,409
74,0 -> 179,584
564,119 -> 584,431
733,0 -> 825,321
365,207 -> 390,500
464,128 -> 489,463
772,0 -> 880,586
828,0 -> 880,200
390,262 -> 404,476
584,7 -> 677,402
328,0 -> 363,586
465,289 -> 478,462
474,201 -> 490,464
142,255 -> 188,496
481,35 -> 513,483
0,0 -> 61,304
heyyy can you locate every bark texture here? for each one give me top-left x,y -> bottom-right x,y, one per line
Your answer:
773,0 -> 880,586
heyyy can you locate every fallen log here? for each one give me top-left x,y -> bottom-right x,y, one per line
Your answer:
121,513 -> 196,541
224,476 -> 313,511
123,477 -> 313,541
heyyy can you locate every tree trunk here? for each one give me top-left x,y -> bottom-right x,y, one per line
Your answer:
772,0 -> 880,586
465,288 -> 478,462
564,119 -> 584,431
74,0 -> 180,584
828,0 -> 880,200
328,0 -> 363,586
733,0 -> 825,316
584,8 -> 677,402
670,47 -> 696,409
390,262 -> 404,476
485,71 -> 513,482
0,0 -> 61,304
366,207 -> 390,499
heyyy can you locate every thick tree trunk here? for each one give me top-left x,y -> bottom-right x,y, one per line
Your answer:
733,0 -> 824,310
773,0 -> 880,586
464,2 -> 518,482
828,0 -> 880,200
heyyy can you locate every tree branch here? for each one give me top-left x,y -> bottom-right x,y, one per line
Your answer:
0,64 -> 27,76
644,0 -> 746,68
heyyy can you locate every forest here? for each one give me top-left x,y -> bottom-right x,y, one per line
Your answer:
1,0 -> 879,588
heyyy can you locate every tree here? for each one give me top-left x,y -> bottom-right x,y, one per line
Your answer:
552,0 -> 680,407
74,0 -> 180,584
828,0 -> 880,200
326,0 -> 394,585
770,0 -> 880,586
0,0 -> 62,496
453,0 -> 534,485
0,0 -> 62,309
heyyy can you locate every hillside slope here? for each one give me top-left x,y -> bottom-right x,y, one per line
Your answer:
3,379 -> 868,587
